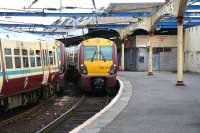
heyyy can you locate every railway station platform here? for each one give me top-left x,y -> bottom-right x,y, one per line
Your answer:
76,72 -> 200,133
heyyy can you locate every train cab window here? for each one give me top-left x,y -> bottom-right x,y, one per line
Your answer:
29,50 -> 36,67
4,48 -> 13,69
22,49 -> 29,68
36,50 -> 41,67
49,51 -> 54,65
14,49 -> 21,68
99,46 -> 113,60
84,46 -> 97,60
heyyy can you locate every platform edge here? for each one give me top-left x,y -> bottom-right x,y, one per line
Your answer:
70,76 -> 132,133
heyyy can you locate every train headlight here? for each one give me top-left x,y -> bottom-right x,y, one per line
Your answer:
110,64 -> 117,75
80,64 -> 88,75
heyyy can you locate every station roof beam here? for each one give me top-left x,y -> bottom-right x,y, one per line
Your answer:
0,23 -> 128,29
0,11 -> 152,17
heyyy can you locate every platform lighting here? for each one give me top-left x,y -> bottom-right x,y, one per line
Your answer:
25,6 -> 97,11
128,31 -> 134,35
161,31 -> 168,33
45,8 -> 58,11
24,7 -> 59,11
64,6 -> 78,9
109,37 -> 117,39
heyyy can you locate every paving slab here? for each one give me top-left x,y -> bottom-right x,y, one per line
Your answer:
100,72 -> 200,133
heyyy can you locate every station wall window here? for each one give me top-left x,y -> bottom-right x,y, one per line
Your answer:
4,48 -> 13,69
29,50 -> 36,67
49,51 -> 54,65
14,49 -> 21,68
36,50 -> 41,67
154,48 -> 172,54
164,48 -> 171,52
22,49 -> 29,68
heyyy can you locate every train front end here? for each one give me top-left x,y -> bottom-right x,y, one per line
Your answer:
79,38 -> 118,92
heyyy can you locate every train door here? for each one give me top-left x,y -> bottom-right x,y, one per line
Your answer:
0,40 -> 3,93
41,43 -> 49,85
47,45 -> 55,82
46,43 -> 51,75
55,43 -> 61,69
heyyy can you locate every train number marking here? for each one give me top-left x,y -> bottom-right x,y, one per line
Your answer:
24,77 -> 29,88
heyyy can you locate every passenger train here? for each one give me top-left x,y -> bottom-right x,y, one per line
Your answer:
0,28 -> 65,111
65,38 -> 118,93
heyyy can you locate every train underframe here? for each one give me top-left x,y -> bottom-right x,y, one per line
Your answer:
79,74 -> 118,94
0,82 -> 63,112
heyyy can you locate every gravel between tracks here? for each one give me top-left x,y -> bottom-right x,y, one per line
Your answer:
0,96 -> 81,133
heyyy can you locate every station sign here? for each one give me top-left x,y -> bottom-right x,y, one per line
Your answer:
136,35 -> 177,48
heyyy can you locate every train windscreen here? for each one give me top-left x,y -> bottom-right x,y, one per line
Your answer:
99,46 -> 112,60
84,46 -> 97,60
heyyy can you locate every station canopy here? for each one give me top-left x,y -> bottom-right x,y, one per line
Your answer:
0,0 -> 199,37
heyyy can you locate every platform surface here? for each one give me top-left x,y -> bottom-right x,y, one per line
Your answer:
100,72 -> 200,133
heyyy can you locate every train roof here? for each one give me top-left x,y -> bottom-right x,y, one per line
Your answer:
81,38 -> 114,45
0,27 -> 52,42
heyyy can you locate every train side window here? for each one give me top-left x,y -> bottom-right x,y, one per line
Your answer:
4,48 -> 13,69
49,51 -> 54,65
14,49 -> 21,68
29,50 -> 36,67
36,50 -> 41,67
22,49 -> 29,68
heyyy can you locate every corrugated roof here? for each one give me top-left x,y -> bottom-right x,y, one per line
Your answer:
75,2 -> 165,28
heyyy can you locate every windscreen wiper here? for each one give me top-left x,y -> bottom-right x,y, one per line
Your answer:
91,50 -> 97,62
99,50 -> 106,62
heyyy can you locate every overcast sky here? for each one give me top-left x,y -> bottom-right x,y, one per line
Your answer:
0,0 -> 165,11
0,0 -> 166,37
0,0 -> 165,25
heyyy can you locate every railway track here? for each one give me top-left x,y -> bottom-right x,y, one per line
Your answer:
0,95 -> 59,128
36,95 -> 112,133
0,104 -> 40,127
